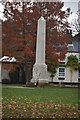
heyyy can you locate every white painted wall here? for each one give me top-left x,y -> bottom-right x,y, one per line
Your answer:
53,52 -> 79,83
53,68 -> 78,83
1,65 -> 10,81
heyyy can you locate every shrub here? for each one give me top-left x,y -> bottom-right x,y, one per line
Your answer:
2,79 -> 11,84
26,82 -> 34,87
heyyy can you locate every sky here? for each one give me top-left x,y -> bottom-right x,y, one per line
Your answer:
62,1 -> 79,35
63,2 -> 78,12
62,1 -> 78,22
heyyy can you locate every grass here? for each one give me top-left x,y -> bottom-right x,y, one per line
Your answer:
2,86 -> 79,119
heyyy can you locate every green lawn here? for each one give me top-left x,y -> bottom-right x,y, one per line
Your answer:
2,87 -> 79,119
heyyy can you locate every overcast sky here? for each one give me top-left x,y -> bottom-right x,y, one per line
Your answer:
62,1 -> 78,12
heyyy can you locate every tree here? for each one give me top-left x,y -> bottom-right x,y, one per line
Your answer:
66,55 -> 79,84
2,1 -> 71,82
70,14 -> 80,36
48,61 -> 59,82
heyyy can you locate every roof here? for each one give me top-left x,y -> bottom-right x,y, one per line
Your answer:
68,33 -> 80,52
0,56 -> 16,62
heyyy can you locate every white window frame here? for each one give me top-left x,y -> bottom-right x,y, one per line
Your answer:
58,67 -> 65,78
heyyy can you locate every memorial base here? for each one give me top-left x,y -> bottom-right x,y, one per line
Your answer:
31,63 -> 49,83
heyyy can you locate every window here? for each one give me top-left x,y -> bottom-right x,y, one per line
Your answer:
58,67 -> 65,78
79,69 -> 80,79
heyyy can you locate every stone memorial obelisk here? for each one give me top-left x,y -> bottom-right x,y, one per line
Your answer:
31,16 -> 49,83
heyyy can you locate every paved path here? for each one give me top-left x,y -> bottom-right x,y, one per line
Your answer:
2,85 -> 35,89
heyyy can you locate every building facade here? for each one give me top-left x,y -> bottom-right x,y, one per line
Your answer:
53,33 -> 80,84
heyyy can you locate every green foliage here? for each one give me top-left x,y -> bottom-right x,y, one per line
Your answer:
66,55 -> 79,83
66,55 -> 79,70
9,69 -> 19,83
48,61 -> 59,77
